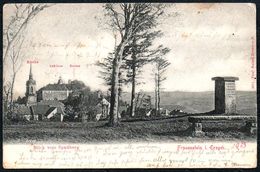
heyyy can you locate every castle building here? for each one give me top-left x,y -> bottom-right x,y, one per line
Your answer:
37,76 -> 71,101
26,64 -> 37,106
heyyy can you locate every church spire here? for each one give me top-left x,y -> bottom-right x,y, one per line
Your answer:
26,63 -> 37,106
29,63 -> 33,79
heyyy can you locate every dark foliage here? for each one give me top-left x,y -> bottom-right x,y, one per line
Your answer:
63,85 -> 101,122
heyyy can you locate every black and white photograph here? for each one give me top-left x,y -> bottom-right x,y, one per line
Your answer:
2,3 -> 257,168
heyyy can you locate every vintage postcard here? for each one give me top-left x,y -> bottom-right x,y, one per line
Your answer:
2,3 -> 257,168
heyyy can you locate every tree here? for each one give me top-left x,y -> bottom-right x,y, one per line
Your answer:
16,96 -> 26,104
103,3 -> 169,126
77,90 -> 100,121
3,4 -> 51,116
64,86 -> 100,122
96,52 -> 127,89
3,81 -> 11,113
66,79 -> 87,91
9,39 -> 25,113
124,30 -> 168,117
96,33 -> 129,117
3,4 -> 51,63
154,52 -> 171,116
96,51 -> 127,115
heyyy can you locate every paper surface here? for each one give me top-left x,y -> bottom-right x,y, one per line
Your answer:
3,3 -> 257,169
3,142 -> 257,168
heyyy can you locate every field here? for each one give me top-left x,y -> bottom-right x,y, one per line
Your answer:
3,116 -> 256,144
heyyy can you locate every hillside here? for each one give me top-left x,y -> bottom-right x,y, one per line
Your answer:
121,91 -> 257,115
3,117 -> 256,143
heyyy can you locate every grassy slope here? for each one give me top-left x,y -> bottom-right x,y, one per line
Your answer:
3,117 -> 255,144
4,91 -> 256,143
121,91 -> 257,115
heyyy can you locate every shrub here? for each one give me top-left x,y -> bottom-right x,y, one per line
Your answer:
4,112 -> 30,125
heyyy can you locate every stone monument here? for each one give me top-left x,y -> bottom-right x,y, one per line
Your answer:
212,76 -> 239,114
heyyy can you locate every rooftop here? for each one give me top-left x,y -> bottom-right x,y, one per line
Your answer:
31,105 -> 50,115
13,105 -> 31,115
39,84 -> 69,91
212,76 -> 239,81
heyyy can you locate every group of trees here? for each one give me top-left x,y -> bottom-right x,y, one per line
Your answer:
3,4 -> 50,117
98,3 -> 172,126
63,86 -> 101,122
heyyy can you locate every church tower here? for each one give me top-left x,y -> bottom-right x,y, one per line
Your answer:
26,64 -> 37,106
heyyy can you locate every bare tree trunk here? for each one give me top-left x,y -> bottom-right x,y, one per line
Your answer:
129,38 -> 137,117
130,75 -> 136,117
4,96 -> 9,112
109,41 -> 126,126
109,58 -> 120,126
118,83 -> 121,119
10,73 -> 16,114
157,77 -> 160,116
154,73 -> 158,116
154,66 -> 161,116
130,61 -> 136,117
109,58 -> 119,126
3,84 -> 11,114
3,44 -> 10,65
154,57 -> 171,116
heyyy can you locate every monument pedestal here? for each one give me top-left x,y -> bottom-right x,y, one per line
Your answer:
191,122 -> 205,137
212,77 -> 239,114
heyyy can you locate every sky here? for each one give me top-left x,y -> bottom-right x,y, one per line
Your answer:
3,3 -> 256,98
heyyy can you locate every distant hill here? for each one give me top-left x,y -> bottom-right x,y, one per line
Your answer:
121,91 -> 257,115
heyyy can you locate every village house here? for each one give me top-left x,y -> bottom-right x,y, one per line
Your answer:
95,98 -> 110,121
31,100 -> 65,122
160,108 -> 170,116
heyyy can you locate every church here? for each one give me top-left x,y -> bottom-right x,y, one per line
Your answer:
21,64 -> 66,122
25,64 -> 37,106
